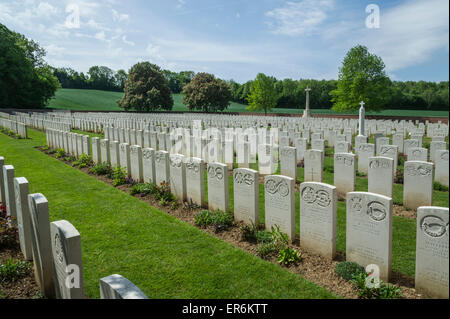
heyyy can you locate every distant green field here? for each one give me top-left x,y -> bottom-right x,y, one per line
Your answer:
47,88 -> 449,117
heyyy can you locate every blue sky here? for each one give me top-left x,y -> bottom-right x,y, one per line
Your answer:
1,0 -> 448,83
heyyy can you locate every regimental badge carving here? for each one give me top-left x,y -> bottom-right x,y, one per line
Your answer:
335,155 -> 353,166
380,146 -> 394,155
420,215 -> 449,238
143,149 -> 153,160
280,148 -> 295,156
208,166 -> 224,180
349,197 -> 363,213
358,144 -> 373,152
54,233 -> 64,264
405,164 -> 432,177
441,151 -> 449,161
367,201 -> 387,221
369,159 -> 391,169
265,179 -> 289,197
131,147 -> 138,154
170,155 -> 182,168
301,186 -> 331,207
155,152 -> 165,163
186,160 -> 200,173
412,149 -> 423,157
234,171 -> 255,185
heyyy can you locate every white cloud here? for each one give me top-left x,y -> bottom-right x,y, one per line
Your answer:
94,31 -> 106,41
44,43 -> 65,57
122,35 -> 135,46
112,9 -> 129,22
362,0 -> 449,72
176,0 -> 186,9
266,0 -> 335,36
36,2 -> 58,18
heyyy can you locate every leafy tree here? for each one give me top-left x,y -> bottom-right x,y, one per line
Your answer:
88,66 -> 117,91
246,73 -> 278,115
182,72 -> 231,112
118,62 -> 173,112
330,45 -> 391,112
0,23 -> 60,109
115,69 -> 128,91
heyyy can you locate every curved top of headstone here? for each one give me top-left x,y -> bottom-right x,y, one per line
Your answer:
100,274 -> 148,299
51,220 -> 80,239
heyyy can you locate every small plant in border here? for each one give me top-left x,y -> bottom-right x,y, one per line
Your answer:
89,162 -> 112,176
55,148 -> 66,159
334,261 -> 365,281
350,271 -> 402,299
277,247 -> 302,266
0,258 -> 32,283
72,153 -> 93,168
109,166 -> 128,186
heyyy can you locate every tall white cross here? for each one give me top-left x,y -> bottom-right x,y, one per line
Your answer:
358,101 -> 365,136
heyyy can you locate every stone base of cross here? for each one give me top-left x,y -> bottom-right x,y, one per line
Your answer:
303,109 -> 311,118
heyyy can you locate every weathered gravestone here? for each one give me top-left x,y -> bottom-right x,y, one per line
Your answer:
169,154 -> 186,201
50,220 -> 84,299
357,143 -> 375,174
110,141 -> 120,168
346,192 -> 393,282
130,145 -> 143,183
430,141 -> 447,162
0,156 -> 4,204
435,150 -> 449,187
185,157 -> 205,207
415,206 -> 449,299
100,139 -> 110,164
142,148 -> 156,184
100,274 -> 148,299
207,163 -> 229,212
335,141 -> 350,154
403,161 -> 434,210
91,137 -> 101,164
300,182 -> 337,258
407,147 -> 428,162
264,175 -> 295,242
393,133 -> 404,153
280,146 -> 297,181
304,150 -> 323,182
233,168 -> 259,225
28,193 -> 56,298
119,143 -> 131,177
334,153 -> 355,196
3,165 -> 17,221
14,177 -> 33,261
155,151 -> 170,186
379,145 -> 399,173
404,139 -> 419,156
368,157 -> 394,199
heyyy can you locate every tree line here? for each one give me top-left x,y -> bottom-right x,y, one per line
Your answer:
1,22 -> 448,112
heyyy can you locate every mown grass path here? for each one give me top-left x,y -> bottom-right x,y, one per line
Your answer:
0,129 -> 337,299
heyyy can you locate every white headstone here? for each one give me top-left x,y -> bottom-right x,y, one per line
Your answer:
233,168 -> 259,225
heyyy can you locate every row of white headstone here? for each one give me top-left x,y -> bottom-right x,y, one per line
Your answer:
0,118 -> 28,138
0,156 -> 148,299
45,128 -> 449,298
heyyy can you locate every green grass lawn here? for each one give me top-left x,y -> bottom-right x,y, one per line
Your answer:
47,88 -> 449,117
0,129 -> 337,299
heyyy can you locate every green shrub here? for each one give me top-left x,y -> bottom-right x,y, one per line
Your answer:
55,148 -> 66,159
212,210 -> 233,232
335,261 -> 365,281
256,242 -> 278,259
271,225 -> 289,248
195,210 -> 214,228
72,153 -> 93,168
434,182 -> 449,192
277,247 -> 302,266
394,168 -> 404,184
0,258 -> 31,283
255,230 -> 273,244
64,155 -> 76,162
240,222 -> 259,242
109,166 -> 127,186
154,182 -> 175,204
130,183 -> 157,196
351,272 -> 402,299
89,162 -> 112,176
